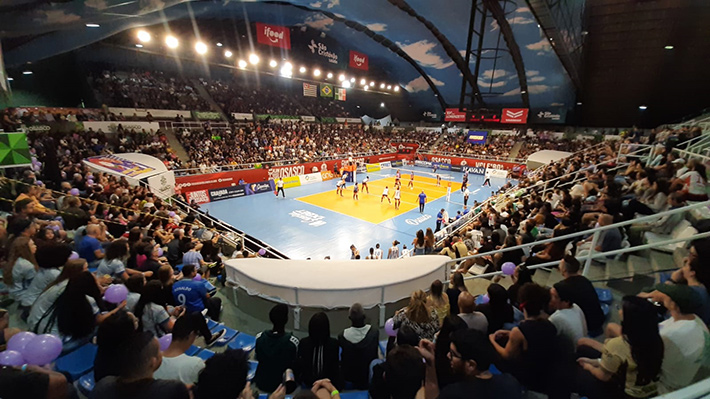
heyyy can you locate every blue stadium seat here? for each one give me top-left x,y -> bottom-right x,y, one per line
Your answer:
54,343 -> 98,382
210,325 -> 238,346
88,267 -> 98,274
489,364 -> 502,375
379,340 -> 388,357
340,392 -> 369,399
196,349 -> 215,361
77,371 -> 95,396
601,303 -> 610,318
206,318 -> 220,330
248,360 -> 258,381
185,345 -> 201,356
228,332 -> 256,353
595,288 -> 613,304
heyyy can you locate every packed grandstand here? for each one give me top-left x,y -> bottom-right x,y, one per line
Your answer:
1,1 -> 710,399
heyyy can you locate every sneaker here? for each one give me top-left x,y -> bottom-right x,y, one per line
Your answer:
201,308 -> 209,317
206,329 -> 227,347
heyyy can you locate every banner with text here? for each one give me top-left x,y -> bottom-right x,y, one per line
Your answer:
349,50 -> 369,71
418,153 -> 525,172
444,108 -> 501,123
256,22 -> 291,49
231,113 -> 253,121
390,142 -> 421,155
466,130 -> 488,145
147,171 -> 176,199
108,107 -> 191,119
501,108 -> 529,124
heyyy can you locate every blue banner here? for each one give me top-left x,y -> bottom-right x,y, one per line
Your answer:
433,162 -> 451,171
209,180 -> 275,202
466,130 -> 489,145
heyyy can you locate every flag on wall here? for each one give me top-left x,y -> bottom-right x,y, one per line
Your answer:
320,84 -> 333,98
335,87 -> 346,101
303,82 -> 317,97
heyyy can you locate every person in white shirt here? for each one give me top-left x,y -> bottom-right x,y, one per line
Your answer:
154,315 -> 206,384
548,282 -> 587,356
381,186 -> 391,204
276,178 -> 285,198
373,243 -> 383,259
362,176 -> 370,193
675,161 -> 708,201
394,187 -> 401,210
638,284 -> 710,394
387,240 -> 400,259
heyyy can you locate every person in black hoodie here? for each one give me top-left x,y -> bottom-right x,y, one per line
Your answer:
297,312 -> 342,388
254,304 -> 300,393
338,303 -> 379,389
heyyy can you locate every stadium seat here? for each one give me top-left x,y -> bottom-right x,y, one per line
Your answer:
54,343 -> 98,382
601,303 -> 610,318
175,264 -> 184,272
228,332 -> 256,353
77,371 -> 95,396
185,345 -> 201,356
595,288 -> 613,304
248,360 -> 258,380
340,391 -> 369,399
644,220 -> 697,253
210,325 -> 238,346
196,349 -> 215,361
206,318 -> 220,330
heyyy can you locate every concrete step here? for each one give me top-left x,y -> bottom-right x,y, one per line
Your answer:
650,250 -> 676,273
163,128 -> 190,163
628,254 -> 653,276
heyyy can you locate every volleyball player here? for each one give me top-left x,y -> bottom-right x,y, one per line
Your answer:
482,175 -> 491,186
336,179 -> 344,196
436,174 -> 441,186
408,171 -> 414,189
446,181 -> 452,201
461,177 -> 468,192
362,176 -> 370,193
381,185 -> 391,204
353,181 -> 359,200
394,185 -> 401,209
463,187 -> 470,206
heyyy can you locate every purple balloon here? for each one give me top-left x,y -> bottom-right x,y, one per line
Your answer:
193,274 -> 202,281
104,284 -> 128,304
258,248 -> 266,256
22,334 -> 62,366
0,350 -> 25,366
501,262 -> 516,276
157,247 -> 164,257
7,332 -> 36,353
35,180 -> 43,186
384,318 -> 397,337
69,251 -> 80,260
476,293 -> 490,305
168,211 -> 176,217
69,188 -> 80,196
158,334 -> 172,351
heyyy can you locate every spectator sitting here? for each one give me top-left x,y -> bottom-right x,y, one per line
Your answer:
153,315 -> 206,384
548,281 -> 588,357
558,256 -> 605,334
96,239 -> 142,281
392,290 -> 440,341
475,283 -> 514,334
125,274 -> 145,311
194,348 -> 272,399
432,315 -> 468,390
297,312 -> 342,388
338,303 -> 379,389
446,272 -> 468,316
77,224 -> 105,268
19,243 -> 73,318
94,311 -> 139,382
27,259 -> 87,333
426,279 -> 450,325
166,229 -> 185,267
457,292 -> 488,333
135,280 -> 182,337
172,264 -> 222,321
369,345 -> 425,399
0,362 -> 75,399
5,237 -> 38,312
254,303 -> 300,393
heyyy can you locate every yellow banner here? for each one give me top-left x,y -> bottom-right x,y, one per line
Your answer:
283,175 -> 302,188
320,171 -> 335,181
366,164 -> 381,172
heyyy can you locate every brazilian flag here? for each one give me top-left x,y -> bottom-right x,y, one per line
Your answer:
320,83 -> 333,98
0,133 -> 31,167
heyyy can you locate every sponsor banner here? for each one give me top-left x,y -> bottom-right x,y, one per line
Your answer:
414,160 -> 432,168
422,111 -> 438,120
299,172 -> 323,185
366,164 -> 381,172
349,50 -> 369,71
147,171 -> 176,199
444,108 -> 466,122
256,115 -> 299,121
604,135 -> 622,141
83,121 -> 160,133
320,171 -> 335,181
256,22 -> 291,49
531,109 -> 565,124
108,107 -> 191,119
194,111 -> 222,120
420,153 -> 525,172
335,117 -> 347,123
85,155 -> 155,177
209,185 -> 246,202
432,162 -> 451,171
415,127 -> 442,133
405,214 -> 432,226
186,190 -> 210,204
246,180 -> 275,195
391,142 -> 420,155
491,129 -> 517,136
231,113 -> 253,121
301,115 -> 316,122
306,39 -> 340,65
320,117 -> 336,123
346,118 -> 362,124
24,121 -> 82,134
282,175 -> 302,188
466,130 -> 488,145
391,160 -> 404,167
320,84 -> 333,98
379,161 -> 392,168
444,108 -> 501,123
485,169 -> 509,179
501,108 -> 529,124
462,166 -> 486,175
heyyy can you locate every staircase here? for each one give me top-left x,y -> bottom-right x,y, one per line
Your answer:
508,141 -> 524,159
191,79 -> 230,121
163,128 -> 190,163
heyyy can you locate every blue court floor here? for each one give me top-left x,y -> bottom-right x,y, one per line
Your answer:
201,166 -> 514,260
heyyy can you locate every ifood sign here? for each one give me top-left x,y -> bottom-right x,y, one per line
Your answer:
256,22 -> 291,49
349,50 -> 368,71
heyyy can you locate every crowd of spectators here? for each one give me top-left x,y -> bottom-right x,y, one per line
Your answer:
205,79 -> 308,116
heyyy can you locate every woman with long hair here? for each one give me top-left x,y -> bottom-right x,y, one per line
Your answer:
134,280 -> 182,337
20,243 -> 73,312
412,230 -> 426,256
446,272 -> 468,315
475,283 -> 514,333
392,290 -> 439,341
424,228 -> 436,254
576,296 -> 664,398
297,312 -> 342,388
426,279 -> 450,325
493,234 -> 526,271
27,258 -> 87,332
96,239 -> 144,281
5,236 -> 38,303
675,160 -> 708,201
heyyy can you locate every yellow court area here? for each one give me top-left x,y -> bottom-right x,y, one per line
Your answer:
297,174 -> 451,224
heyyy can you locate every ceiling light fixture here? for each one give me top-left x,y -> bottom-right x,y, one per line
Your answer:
135,44 -> 144,48
299,66 -> 307,73
249,54 -> 260,65
237,60 -> 247,69
269,59 -> 278,68
394,86 -> 400,92
165,36 -> 179,49
314,69 -> 321,77
664,45 -> 674,50
85,23 -> 100,28
195,42 -> 208,55
338,74 -> 345,82
639,105 -> 648,110
327,72 -> 333,79
224,50 -> 233,58
137,30 -> 151,43
216,42 -> 223,47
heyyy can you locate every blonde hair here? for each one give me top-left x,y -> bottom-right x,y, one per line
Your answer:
405,290 -> 431,324
4,237 -> 38,285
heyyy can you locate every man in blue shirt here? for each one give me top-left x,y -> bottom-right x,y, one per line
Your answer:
78,224 -> 104,268
418,190 -> 427,213
173,264 -> 222,321
436,209 -> 445,233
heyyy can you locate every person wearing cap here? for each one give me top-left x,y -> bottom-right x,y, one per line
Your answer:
338,303 -> 379,389
549,281 -> 588,357
638,284 -> 709,394
418,329 -> 522,399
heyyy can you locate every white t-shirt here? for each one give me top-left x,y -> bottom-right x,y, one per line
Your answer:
382,187 -> 389,196
126,292 -> 140,312
658,316 -> 710,393
140,303 -> 170,337
373,248 -> 383,259
96,258 -> 126,279
21,268 -> 60,307
11,257 -> 37,302
394,189 -> 401,199
549,304 -> 588,354
154,353 -> 205,384
679,171 -> 706,196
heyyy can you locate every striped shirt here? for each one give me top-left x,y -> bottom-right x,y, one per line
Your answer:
181,250 -> 203,267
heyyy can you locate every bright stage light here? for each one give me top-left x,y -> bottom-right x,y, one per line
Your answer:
343,81 -> 351,88
370,81 -> 375,86
283,62 -> 293,70
380,102 -> 385,107
299,66 -> 307,73
360,79 -> 366,85
85,23 -> 100,28
380,83 -> 385,89
195,42 -> 208,55
165,36 -> 179,49
137,30 -> 151,43
314,69 -> 321,77
216,42 -> 223,47
327,72 -> 333,79
350,77 -> 355,83
363,85 -> 369,91
338,74 -> 345,82
249,54 -> 260,65
387,85 -> 392,90
224,50 -> 233,58
135,44 -> 144,48
269,59 -> 278,68
394,86 -> 400,92
237,60 -> 247,69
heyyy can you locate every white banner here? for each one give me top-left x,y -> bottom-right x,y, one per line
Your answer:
346,118 -> 362,124
379,161 -> 392,168
299,172 -> 323,185
335,117 -> 347,123
491,129 -> 516,136
231,113 -> 253,121
301,115 -> 316,122
415,127 -> 443,133
147,171 -> 176,199
604,135 -> 622,141
108,107 -> 191,119
485,169 -> 508,179
83,121 -> 160,133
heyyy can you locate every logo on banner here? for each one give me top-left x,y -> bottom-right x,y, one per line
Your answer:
536,111 -> 561,121
209,186 -> 246,202
349,50 -> 369,71
186,190 -> 210,204
463,166 -> 486,175
444,108 -> 466,122
405,214 -> 432,226
256,22 -> 291,49
501,108 -> 529,124
308,40 -> 339,64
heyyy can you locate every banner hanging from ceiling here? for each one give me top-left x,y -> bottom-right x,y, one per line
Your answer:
501,108 -> 529,124
349,50 -> 369,71
256,22 -> 291,49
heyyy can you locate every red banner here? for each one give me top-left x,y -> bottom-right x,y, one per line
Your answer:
501,108 -> 529,124
390,142 -> 420,155
418,153 -> 525,172
444,108 -> 467,122
256,22 -> 291,49
349,50 -> 369,71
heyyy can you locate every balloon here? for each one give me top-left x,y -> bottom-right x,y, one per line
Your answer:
69,251 -> 80,260
384,318 -> 397,337
22,334 -> 62,366
69,188 -> 80,196
501,262 -> 516,276
7,331 -> 36,353
193,274 -> 202,281
258,248 -> 266,256
0,350 -> 25,366
168,211 -> 176,217
35,180 -> 43,186
476,294 -> 490,305
157,247 -> 164,257
158,334 -> 172,351
104,284 -> 128,304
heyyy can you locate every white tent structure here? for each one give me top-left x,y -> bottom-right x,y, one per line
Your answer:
83,153 -> 176,199
526,150 -> 573,170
